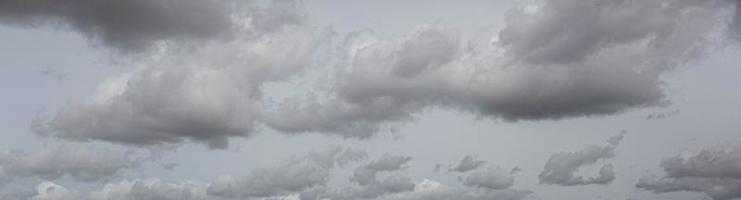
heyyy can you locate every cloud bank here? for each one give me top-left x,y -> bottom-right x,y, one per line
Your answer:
26,0 -> 739,149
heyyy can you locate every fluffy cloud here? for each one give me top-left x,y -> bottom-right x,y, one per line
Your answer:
637,146 -> 741,200
0,0 -> 270,52
0,143 -> 133,185
34,0 -> 323,149
449,156 -> 487,173
265,0 -> 731,138
207,147 -> 365,199
32,0 -> 739,147
538,133 -> 624,186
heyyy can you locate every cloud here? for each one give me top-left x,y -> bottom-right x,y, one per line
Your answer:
376,179 -> 531,200
0,143 -> 133,185
29,182 -> 83,200
264,0 -> 730,138
350,155 -> 413,186
0,0 -> 244,52
35,0 -> 737,146
207,147 -> 365,199
463,166 -> 515,190
449,156 -> 487,173
538,133 -> 624,186
637,146 -> 741,200
35,0 -> 324,149
88,178 -> 208,200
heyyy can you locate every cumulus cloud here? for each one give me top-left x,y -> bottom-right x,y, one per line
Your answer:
538,133 -> 624,186
33,0 -> 739,146
207,147 -> 365,199
449,156 -> 487,173
34,0 -> 324,149
0,143 -> 133,185
637,146 -> 741,200
264,0 -> 732,137
0,0 -> 243,52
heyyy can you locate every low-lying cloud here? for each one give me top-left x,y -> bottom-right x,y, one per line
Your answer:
637,145 -> 741,200
538,133 -> 624,186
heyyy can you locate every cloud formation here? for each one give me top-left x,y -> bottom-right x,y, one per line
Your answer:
32,0 -> 739,147
538,133 -> 624,186
350,155 -> 413,186
265,0 -> 731,137
463,166 -> 516,190
34,0 -> 323,149
0,143 -> 133,185
377,179 -> 531,200
637,146 -> 741,200
0,0 -> 243,52
207,147 -> 365,199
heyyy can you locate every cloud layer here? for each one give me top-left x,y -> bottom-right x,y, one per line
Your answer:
21,0 -> 736,148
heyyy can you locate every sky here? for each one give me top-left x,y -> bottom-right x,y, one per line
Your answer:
1,0 -> 741,200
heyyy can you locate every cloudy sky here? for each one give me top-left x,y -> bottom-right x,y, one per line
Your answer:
1,0 -> 741,199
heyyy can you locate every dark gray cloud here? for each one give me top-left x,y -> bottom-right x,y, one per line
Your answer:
538,133 -> 624,186
264,0 -> 730,138
34,0 -> 323,148
0,0 -> 240,52
449,156 -> 486,173
637,146 -> 741,200
34,0 -> 737,147
0,143 -> 133,185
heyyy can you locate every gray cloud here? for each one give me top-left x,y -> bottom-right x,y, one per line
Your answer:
35,0 -> 323,149
350,155 -> 413,186
265,0 -> 731,138
450,156 -> 486,173
88,178 -> 208,200
307,174 -> 416,200
0,0 -> 242,53
538,133 -> 624,186
34,0 -> 738,147
376,179 -> 531,200
463,166 -> 515,190
0,143 -> 133,185
637,146 -> 741,200
207,147 -> 365,199
22,179 -> 209,200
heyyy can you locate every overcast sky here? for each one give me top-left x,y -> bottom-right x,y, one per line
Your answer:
1,0 -> 741,200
